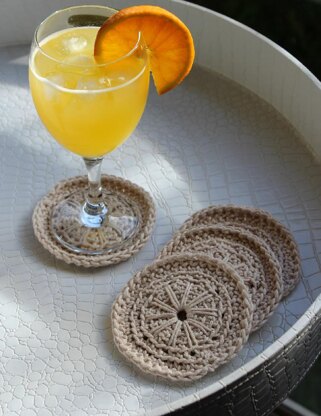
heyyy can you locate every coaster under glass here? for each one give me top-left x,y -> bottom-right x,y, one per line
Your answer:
51,189 -> 141,255
32,175 -> 155,267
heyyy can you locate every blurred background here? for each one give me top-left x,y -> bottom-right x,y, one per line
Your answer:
186,0 -> 321,414
187,0 -> 321,79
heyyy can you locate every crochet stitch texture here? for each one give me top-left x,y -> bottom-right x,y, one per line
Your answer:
159,225 -> 283,332
33,175 -> 155,267
180,205 -> 300,297
112,254 -> 253,381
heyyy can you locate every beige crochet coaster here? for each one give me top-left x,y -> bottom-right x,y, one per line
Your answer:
180,206 -> 300,297
112,254 -> 253,382
32,175 -> 155,267
159,226 -> 283,332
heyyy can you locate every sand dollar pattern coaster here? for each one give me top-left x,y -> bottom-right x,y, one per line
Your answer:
159,226 -> 283,332
112,254 -> 253,382
180,205 -> 300,297
33,175 -> 155,267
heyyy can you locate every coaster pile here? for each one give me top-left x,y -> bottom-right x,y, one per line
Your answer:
159,226 -> 283,332
112,205 -> 301,382
179,206 -> 300,297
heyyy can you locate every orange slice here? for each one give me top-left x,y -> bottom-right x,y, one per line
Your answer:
94,5 -> 195,94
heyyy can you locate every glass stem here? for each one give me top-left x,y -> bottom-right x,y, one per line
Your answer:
82,157 -> 108,226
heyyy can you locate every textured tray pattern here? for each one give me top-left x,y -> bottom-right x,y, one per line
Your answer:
168,306 -> 321,416
0,31 -> 321,416
32,175 -> 156,267
112,254 -> 253,381
159,226 -> 283,332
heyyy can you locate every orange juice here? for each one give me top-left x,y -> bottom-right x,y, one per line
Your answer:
29,27 -> 149,157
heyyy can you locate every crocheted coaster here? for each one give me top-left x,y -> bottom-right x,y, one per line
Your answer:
33,175 -> 155,267
112,254 -> 253,382
180,206 -> 300,297
159,226 -> 283,332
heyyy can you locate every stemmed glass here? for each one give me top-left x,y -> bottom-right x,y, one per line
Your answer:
29,6 -> 149,254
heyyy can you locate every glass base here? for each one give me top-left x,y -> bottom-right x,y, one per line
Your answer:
50,189 -> 140,255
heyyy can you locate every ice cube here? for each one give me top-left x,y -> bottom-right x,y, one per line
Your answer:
62,36 -> 87,53
46,74 -> 65,87
63,55 -> 94,67
43,73 -> 76,98
77,76 -> 102,91
97,74 -> 127,88
98,77 -> 112,88
43,74 -> 64,99
101,67 -> 129,86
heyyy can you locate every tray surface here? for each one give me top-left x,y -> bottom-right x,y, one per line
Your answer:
0,43 -> 320,414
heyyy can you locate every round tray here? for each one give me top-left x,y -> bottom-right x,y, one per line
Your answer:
1,0 -> 321,415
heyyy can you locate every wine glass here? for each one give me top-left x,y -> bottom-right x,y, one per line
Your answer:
29,5 -> 150,254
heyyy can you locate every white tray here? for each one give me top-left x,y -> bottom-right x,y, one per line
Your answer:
1,0 -> 321,415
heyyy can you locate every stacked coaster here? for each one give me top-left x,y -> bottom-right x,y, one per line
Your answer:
159,226 -> 283,332
112,205 -> 301,382
179,205 -> 301,297
112,254 -> 253,381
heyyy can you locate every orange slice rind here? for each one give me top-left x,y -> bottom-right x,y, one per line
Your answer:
94,5 -> 195,94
